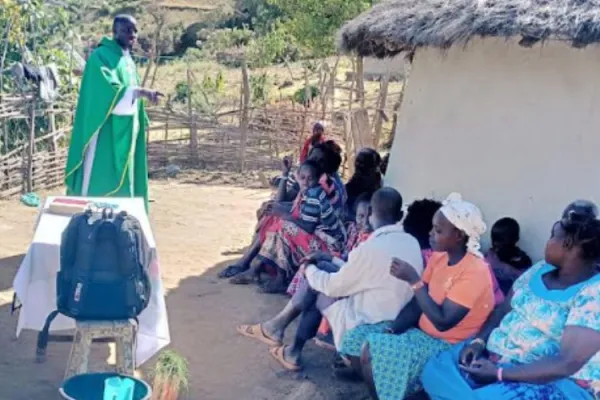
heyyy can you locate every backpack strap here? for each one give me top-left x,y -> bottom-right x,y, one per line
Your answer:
35,310 -> 60,362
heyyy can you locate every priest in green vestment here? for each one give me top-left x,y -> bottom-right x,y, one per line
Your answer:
64,15 -> 161,211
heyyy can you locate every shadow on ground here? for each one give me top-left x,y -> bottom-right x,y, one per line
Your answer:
0,254 -> 24,292
158,258 -> 370,400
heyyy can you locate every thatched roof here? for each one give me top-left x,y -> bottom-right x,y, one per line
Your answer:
338,0 -> 600,58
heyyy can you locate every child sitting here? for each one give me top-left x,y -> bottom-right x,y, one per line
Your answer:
485,217 -> 532,294
233,159 -> 346,294
343,193 -> 373,258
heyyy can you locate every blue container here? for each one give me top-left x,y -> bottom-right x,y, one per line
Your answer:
59,373 -> 151,400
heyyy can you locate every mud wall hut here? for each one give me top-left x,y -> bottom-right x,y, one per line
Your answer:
338,0 -> 600,259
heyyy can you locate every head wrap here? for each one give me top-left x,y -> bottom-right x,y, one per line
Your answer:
313,121 -> 326,130
440,193 -> 487,258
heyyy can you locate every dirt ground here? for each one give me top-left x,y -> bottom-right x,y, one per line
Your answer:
0,174 -> 369,400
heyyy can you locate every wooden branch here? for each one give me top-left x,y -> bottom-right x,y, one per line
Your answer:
373,73 -> 390,148
239,62 -> 250,172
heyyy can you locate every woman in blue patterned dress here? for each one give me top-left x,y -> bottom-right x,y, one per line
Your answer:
421,201 -> 600,400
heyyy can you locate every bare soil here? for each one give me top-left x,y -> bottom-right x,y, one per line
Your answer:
0,174 -> 368,399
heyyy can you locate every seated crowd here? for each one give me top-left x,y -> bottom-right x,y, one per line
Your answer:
219,123 -> 600,400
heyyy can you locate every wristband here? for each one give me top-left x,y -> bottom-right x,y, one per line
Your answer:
496,367 -> 503,382
411,281 -> 425,291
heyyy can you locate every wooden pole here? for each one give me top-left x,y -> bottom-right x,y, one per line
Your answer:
300,67 -> 310,153
26,101 -> 35,193
348,58 -> 356,111
239,61 -> 250,172
1,22 -> 11,155
319,60 -> 328,119
49,106 -> 57,152
164,109 -> 169,166
187,64 -> 198,161
373,73 -> 390,148
356,56 -> 365,109
328,56 -> 340,118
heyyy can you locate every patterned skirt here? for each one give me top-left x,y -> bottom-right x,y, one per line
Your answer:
257,219 -> 329,278
367,329 -> 452,400
422,342 -> 596,400
339,321 -> 392,357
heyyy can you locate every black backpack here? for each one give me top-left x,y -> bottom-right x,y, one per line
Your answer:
36,209 -> 151,358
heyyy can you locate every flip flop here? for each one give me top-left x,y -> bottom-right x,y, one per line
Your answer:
218,265 -> 247,279
269,346 -> 302,372
237,324 -> 282,347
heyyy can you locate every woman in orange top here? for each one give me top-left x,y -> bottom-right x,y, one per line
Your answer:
359,193 -> 495,400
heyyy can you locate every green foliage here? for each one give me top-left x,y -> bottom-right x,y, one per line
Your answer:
0,0 -> 71,71
222,0 -> 283,35
182,47 -> 205,63
250,72 -> 270,104
215,71 -> 226,93
172,71 -> 227,117
201,28 -> 254,55
246,24 -> 299,68
267,0 -> 373,57
293,85 -> 320,106
173,81 -> 190,103
152,349 -> 189,399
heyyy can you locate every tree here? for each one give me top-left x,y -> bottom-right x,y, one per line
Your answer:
267,0 -> 373,57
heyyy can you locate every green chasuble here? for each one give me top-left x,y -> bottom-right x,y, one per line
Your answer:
64,37 -> 149,211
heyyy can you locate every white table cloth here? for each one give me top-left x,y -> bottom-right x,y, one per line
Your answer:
13,196 -> 170,366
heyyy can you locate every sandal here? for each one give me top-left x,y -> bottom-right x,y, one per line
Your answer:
218,265 -> 247,279
269,346 -> 302,371
237,324 -> 282,347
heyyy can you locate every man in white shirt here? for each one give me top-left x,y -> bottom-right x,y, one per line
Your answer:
237,187 -> 424,370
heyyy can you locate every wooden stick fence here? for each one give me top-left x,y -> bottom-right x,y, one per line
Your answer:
0,94 -> 72,199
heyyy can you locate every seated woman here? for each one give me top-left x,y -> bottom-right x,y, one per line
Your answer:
421,202 -> 600,400
230,159 -> 346,293
218,141 -> 345,282
346,193 -> 495,400
485,217 -> 533,295
345,148 -> 382,221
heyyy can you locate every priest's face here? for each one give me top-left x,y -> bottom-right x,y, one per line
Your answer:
114,18 -> 138,50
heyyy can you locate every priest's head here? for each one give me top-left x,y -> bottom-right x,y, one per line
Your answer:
113,15 -> 138,50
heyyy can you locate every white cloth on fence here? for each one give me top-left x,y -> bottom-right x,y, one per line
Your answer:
12,196 -> 170,366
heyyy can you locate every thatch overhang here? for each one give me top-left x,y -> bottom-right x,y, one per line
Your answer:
338,0 -> 600,58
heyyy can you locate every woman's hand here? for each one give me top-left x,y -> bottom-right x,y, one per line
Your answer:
459,358 -> 498,385
281,156 -> 292,175
390,258 -> 420,284
459,340 -> 487,367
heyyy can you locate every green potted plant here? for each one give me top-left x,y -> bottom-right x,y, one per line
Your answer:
151,350 -> 189,400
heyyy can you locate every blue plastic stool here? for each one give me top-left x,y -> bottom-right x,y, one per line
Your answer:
59,373 -> 151,400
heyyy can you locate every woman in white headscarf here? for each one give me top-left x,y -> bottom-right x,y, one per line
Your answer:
337,193 -> 496,400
